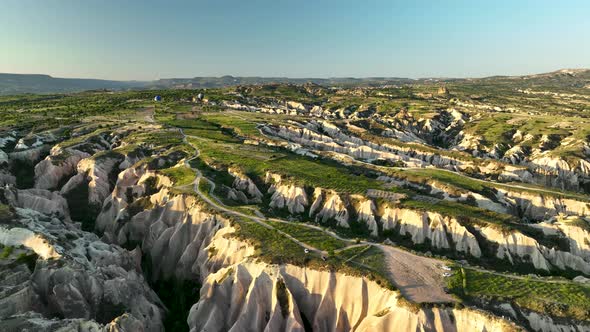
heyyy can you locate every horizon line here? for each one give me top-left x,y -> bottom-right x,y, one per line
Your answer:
1,67 -> 588,82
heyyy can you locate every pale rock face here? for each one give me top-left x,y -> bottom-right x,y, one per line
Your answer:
578,159 -> 590,177
14,138 -> 31,150
471,191 -> 509,214
488,143 -> 506,159
95,166 -> 164,234
269,183 -> 308,214
97,164 -> 225,281
498,165 -> 534,183
427,212 -> 452,249
4,187 -> 70,222
136,195 -> 224,281
188,261 -> 516,332
503,145 -> 527,164
8,145 -> 47,164
354,196 -> 379,237
0,208 -> 164,331
499,188 -> 590,220
477,226 -> 590,274
76,156 -> 122,207
444,216 -> 482,257
225,186 -> 248,203
0,312 -> 120,332
229,168 -> 263,203
414,170 -> 590,221
532,219 -> 590,261
287,100 -> 308,112
397,209 -> 431,245
263,120 -> 527,184
424,180 -> 509,215
199,226 -> 256,278
266,122 -> 403,163
528,156 -> 581,191
0,133 -> 17,149
0,226 -> 60,259
264,171 -> 282,184
310,105 -> 324,117
59,172 -> 87,195
456,131 -> 484,153
118,153 -> 144,170
524,311 -> 590,332
309,188 -> 350,227
33,147 -> 90,190
378,207 -> 482,257
379,205 -> 399,231
478,226 -> 551,270
189,264 -> 305,332
512,130 -> 524,143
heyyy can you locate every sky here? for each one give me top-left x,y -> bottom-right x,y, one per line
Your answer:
1,0 -> 589,81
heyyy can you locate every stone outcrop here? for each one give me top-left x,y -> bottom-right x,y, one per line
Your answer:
532,217 -> 590,261
3,186 -> 70,222
500,188 -> 590,220
309,188 -> 350,227
78,156 -> 123,206
266,172 -> 308,214
0,207 -> 164,331
96,164 -> 224,281
33,147 -> 90,190
379,206 -> 482,257
188,255 -> 517,332
228,167 -> 263,203
477,226 -> 590,275
353,196 -> 379,236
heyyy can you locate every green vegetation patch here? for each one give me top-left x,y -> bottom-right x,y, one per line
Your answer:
188,137 -> 379,194
448,267 -> 590,321
347,246 -> 390,280
232,219 -> 394,290
0,245 -> 14,259
233,218 -> 315,266
164,115 -> 383,194
0,204 -> 13,222
158,166 -> 195,187
266,221 -> 347,252
401,198 -> 517,232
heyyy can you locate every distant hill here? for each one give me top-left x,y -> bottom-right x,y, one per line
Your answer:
477,69 -> 590,89
0,73 -> 147,95
0,73 -> 419,95
149,76 -> 418,89
1,69 -> 589,95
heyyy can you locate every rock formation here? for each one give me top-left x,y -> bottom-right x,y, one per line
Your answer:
0,207 -> 164,331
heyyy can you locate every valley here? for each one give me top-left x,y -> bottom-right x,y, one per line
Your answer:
1,69 -> 590,331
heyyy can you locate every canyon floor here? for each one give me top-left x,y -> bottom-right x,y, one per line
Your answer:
1,70 -> 590,331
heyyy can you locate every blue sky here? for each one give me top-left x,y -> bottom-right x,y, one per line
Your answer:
1,0 -> 589,80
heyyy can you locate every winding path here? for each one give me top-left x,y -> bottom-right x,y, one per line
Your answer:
171,119 -> 577,304
174,127 -> 458,303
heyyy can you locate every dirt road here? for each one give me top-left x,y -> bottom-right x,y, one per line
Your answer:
378,245 -> 456,303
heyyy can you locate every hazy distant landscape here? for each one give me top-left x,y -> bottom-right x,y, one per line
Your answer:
3,68 -> 589,96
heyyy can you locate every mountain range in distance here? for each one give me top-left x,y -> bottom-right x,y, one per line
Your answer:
1,68 -> 589,95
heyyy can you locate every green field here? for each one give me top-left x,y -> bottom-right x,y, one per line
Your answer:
266,220 -> 347,252
183,119 -> 383,194
232,218 -> 393,289
233,218 -> 313,265
159,165 -> 196,186
448,267 -> 590,320
392,168 -> 590,203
